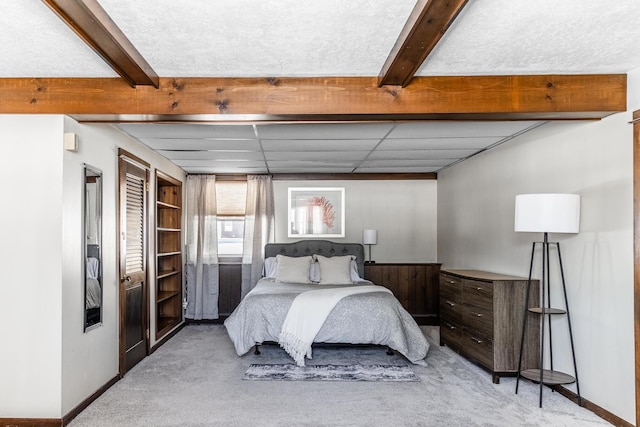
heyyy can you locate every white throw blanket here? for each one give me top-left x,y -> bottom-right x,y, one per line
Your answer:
278,285 -> 392,366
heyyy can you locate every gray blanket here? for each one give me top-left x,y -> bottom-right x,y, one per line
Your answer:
224,278 -> 429,365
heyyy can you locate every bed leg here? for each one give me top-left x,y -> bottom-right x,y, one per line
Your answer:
254,344 -> 261,355
386,346 -> 394,355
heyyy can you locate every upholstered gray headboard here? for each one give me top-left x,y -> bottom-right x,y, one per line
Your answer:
265,240 -> 366,277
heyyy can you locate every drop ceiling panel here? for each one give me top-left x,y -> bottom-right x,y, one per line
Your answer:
367,149 -> 478,160
141,138 -> 262,151
256,123 -> 394,139
356,166 -> 440,173
264,151 -> 368,161
388,121 -> 543,138
172,159 -> 266,168
261,139 -> 380,152
270,166 -> 357,173
117,123 -> 256,139
361,159 -> 451,168
268,160 -> 357,168
158,150 -> 264,160
187,166 -> 269,174
378,137 -> 503,150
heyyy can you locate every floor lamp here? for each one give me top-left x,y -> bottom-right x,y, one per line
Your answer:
514,193 -> 582,408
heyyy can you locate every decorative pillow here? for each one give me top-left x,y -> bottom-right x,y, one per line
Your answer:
275,255 -> 313,284
263,257 -> 278,278
310,261 -> 321,283
350,259 -> 362,282
313,254 -> 354,285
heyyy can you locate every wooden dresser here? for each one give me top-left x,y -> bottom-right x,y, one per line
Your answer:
364,263 -> 441,325
439,269 -> 540,383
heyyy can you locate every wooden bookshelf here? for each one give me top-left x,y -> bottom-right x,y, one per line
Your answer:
155,171 -> 183,339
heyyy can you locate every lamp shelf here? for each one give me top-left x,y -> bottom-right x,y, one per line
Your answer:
514,193 -> 582,408
520,369 -> 576,386
528,307 -> 566,315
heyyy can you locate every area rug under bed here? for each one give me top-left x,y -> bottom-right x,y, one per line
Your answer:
243,363 -> 419,381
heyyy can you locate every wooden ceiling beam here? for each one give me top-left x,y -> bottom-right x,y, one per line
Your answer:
42,0 -> 159,88
379,0 -> 469,87
0,74 -> 626,121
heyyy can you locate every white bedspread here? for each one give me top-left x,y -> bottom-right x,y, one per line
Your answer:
278,285 -> 391,366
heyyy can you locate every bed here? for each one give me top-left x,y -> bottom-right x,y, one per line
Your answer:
224,240 -> 429,366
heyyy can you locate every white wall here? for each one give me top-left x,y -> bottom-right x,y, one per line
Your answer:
274,180 -> 437,263
60,119 -> 186,415
60,118 -> 120,418
0,115 -> 64,418
437,110 -> 635,421
0,115 -> 185,419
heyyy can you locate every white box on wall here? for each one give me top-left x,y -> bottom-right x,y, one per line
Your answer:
63,132 -> 78,152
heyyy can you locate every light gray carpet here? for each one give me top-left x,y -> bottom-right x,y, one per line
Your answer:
69,325 -> 611,427
243,363 -> 419,381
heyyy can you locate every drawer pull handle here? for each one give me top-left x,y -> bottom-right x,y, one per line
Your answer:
469,311 -> 482,317
448,280 -> 455,284
476,287 -> 483,291
470,336 -> 483,344
445,323 -> 456,330
446,300 -> 455,307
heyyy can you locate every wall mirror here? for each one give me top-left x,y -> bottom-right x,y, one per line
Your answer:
84,164 -> 103,331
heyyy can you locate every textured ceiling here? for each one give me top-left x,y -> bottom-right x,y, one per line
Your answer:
2,0 -> 640,174
4,0 -> 640,78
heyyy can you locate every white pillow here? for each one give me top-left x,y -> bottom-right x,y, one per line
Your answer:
264,256 -> 320,281
275,255 -> 313,284
350,259 -> 362,282
310,261 -> 321,283
314,255 -> 354,285
263,257 -> 278,278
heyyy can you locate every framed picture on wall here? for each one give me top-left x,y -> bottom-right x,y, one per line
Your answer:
288,187 -> 345,238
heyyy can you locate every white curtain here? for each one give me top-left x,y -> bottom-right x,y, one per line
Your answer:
185,175 -> 219,319
241,175 -> 275,298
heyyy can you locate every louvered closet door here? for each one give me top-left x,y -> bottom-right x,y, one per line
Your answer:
118,155 -> 149,374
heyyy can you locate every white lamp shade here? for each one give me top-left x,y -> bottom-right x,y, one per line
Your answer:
363,229 -> 378,245
514,193 -> 580,233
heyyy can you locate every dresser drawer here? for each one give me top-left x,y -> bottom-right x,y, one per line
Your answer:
440,275 -> 462,299
462,329 -> 494,368
462,279 -> 493,311
440,315 -> 464,349
463,305 -> 493,338
440,273 -> 463,290
440,275 -> 463,320
440,294 -> 464,320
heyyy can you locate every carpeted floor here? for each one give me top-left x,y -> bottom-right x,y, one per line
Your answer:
69,325 -> 611,427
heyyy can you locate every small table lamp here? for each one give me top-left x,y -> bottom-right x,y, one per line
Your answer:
362,229 -> 377,263
513,193 -> 581,408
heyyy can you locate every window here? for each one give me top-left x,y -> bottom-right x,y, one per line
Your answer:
216,181 -> 247,257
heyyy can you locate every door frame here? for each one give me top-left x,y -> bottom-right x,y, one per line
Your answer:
634,111 -> 640,426
117,149 -> 151,376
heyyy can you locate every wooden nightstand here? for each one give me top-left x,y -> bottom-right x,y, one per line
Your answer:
363,263 -> 441,325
